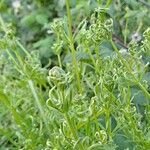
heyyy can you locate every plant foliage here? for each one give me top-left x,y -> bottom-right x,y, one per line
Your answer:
0,0 -> 150,149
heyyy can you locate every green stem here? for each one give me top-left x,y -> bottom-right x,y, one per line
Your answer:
136,22 -> 143,33
28,80 -> 50,132
124,19 -> 128,45
105,0 -> 112,8
105,108 -> 111,139
15,40 -> 31,58
57,54 -> 62,68
65,0 -> 82,93
95,45 -> 101,62
64,113 -> 84,150
77,109 -> 105,129
84,43 -> 99,73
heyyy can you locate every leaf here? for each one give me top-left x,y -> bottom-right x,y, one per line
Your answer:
20,13 -> 36,27
57,0 -> 66,9
143,72 -> 150,85
33,38 -> 53,59
131,87 -> 149,106
124,0 -> 139,8
63,51 -> 90,64
100,41 -> 114,58
114,134 -> 134,150
36,14 -> 48,25
124,10 -> 138,18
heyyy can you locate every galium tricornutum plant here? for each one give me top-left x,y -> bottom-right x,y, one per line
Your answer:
0,0 -> 150,149
45,1 -> 150,150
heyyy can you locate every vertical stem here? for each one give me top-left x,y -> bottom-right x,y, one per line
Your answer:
28,80 -> 50,132
57,54 -> 62,68
64,113 -> 84,150
95,45 -> 101,62
64,113 -> 78,139
85,43 -> 99,73
105,0 -> 112,8
105,108 -> 111,140
124,19 -> 128,45
16,40 -> 31,58
65,0 -> 82,93
136,22 -> 143,33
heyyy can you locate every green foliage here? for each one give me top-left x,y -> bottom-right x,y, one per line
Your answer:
0,0 -> 150,149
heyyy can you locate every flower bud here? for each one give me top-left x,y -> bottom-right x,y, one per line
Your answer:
49,66 -> 66,84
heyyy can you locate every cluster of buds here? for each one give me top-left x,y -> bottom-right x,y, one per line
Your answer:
85,18 -> 113,44
50,19 -> 65,38
48,66 -> 67,85
77,8 -> 113,46
142,28 -> 150,51
0,22 -> 16,49
4,24 -> 16,39
50,19 -> 66,56
52,41 -> 63,55
143,28 -> 150,40
47,66 -> 72,113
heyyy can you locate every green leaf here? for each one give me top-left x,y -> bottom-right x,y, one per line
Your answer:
63,51 -> 90,63
20,13 -> 36,27
114,134 -> 134,150
100,41 -> 114,58
35,14 -> 48,25
143,72 -> 150,85
131,87 -> 149,106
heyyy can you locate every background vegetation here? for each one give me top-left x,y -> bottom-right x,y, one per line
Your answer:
0,0 -> 150,149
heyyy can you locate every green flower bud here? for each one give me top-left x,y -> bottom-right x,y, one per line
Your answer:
49,66 -> 66,84
52,41 -> 63,55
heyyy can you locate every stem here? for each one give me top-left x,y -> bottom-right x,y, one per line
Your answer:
15,39 -> 31,58
65,0 -> 82,93
84,43 -> 99,73
58,85 -> 84,149
136,22 -> 143,33
57,54 -> 62,68
105,108 -> 111,139
77,109 -> 105,129
124,19 -> 128,45
105,0 -> 112,8
28,80 -> 50,132
64,113 -> 84,150
95,45 -> 101,62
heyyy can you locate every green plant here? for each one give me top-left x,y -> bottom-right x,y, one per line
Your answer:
0,0 -> 150,150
